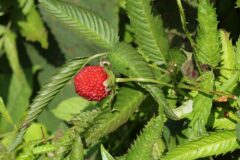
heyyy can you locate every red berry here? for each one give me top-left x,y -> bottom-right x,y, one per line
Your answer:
74,66 -> 109,101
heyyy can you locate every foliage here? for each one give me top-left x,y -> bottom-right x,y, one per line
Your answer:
0,0 -> 240,159
196,0 -> 220,67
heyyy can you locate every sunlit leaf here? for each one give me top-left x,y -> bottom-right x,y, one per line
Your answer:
162,130 -> 240,160
17,6 -> 48,48
52,97 -> 96,121
101,144 -> 115,160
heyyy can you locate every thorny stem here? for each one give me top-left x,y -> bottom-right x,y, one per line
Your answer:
116,77 -> 233,97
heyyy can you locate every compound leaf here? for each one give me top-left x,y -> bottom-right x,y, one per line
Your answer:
108,42 -> 179,120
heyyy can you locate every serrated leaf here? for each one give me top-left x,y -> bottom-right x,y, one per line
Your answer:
216,32 -> 240,92
101,144 -> 115,160
196,0 -> 220,67
0,97 -> 14,128
219,30 -> 236,80
217,72 -> 240,92
236,122 -> 240,141
126,0 -> 169,65
52,128 -> 76,159
40,0 -> 118,49
207,107 -> 237,130
17,6 -> 48,48
162,130 -> 240,160
52,97 -> 96,121
235,37 -> 240,82
235,37 -> 240,68
126,114 -> 164,160
69,136 -> 84,160
18,0 -> 34,15
190,72 -> 214,137
32,143 -> 56,155
9,55 -> 92,151
69,109 -> 101,134
152,139 -> 165,160
84,87 -> 146,146
108,42 -> 179,120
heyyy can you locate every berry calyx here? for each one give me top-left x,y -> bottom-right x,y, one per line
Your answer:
74,65 -> 110,101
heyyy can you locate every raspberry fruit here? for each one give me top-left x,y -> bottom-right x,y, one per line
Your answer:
74,66 -> 110,101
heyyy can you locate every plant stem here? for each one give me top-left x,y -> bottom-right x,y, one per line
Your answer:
176,0 -> 202,75
176,0 -> 195,48
213,67 -> 240,71
115,77 -> 232,97
116,78 -> 174,88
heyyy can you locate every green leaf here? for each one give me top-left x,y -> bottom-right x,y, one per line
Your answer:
237,122 -> 240,141
162,130 -> 240,160
196,0 -> 220,67
40,0 -> 118,49
126,0 -> 169,65
216,31 -> 240,92
39,0 -> 119,61
32,143 -> 56,155
235,37 -> 240,68
18,0 -> 34,15
69,109 -> 101,134
126,114 -> 164,160
9,54 -> 94,151
74,0 -> 119,30
0,97 -> 15,129
236,0 -> 240,8
172,100 -> 193,119
51,128 -> 76,159
3,29 -> 23,76
151,139 -> 166,160
1,29 -> 32,132
108,42 -> 179,120
101,144 -> 115,160
219,30 -> 236,80
217,72 -> 240,92
207,107 -> 238,130
17,6 -> 48,48
84,87 -> 146,146
69,136 -> 84,160
190,72 -> 214,137
169,48 -> 186,72
52,97 -> 96,121
24,123 -> 47,142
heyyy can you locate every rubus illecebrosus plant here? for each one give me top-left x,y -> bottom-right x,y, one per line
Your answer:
1,0 -> 240,159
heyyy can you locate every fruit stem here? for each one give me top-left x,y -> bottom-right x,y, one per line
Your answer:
88,52 -> 108,61
115,77 -> 232,97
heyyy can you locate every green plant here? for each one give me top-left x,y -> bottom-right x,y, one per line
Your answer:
0,0 -> 240,159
